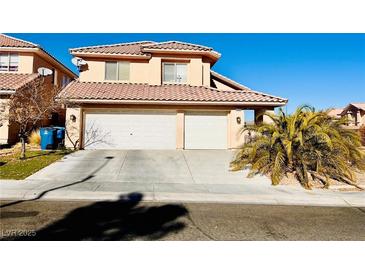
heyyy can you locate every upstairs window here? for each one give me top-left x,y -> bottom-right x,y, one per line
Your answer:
105,61 -> 130,81
61,75 -> 71,88
163,63 -> 187,84
0,53 -> 19,72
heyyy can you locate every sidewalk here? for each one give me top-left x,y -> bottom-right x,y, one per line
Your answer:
1,178 -> 364,207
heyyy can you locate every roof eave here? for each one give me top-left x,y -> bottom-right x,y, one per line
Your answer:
56,98 -> 287,107
142,48 -> 220,61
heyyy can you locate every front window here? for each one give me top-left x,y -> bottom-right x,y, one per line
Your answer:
105,61 -> 130,81
0,53 -> 19,72
163,63 -> 187,84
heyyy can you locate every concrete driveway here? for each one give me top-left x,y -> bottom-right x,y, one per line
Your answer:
2,150 -> 364,207
27,149 -> 259,187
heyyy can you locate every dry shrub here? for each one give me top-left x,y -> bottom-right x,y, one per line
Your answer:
28,130 -> 41,146
360,125 -> 365,146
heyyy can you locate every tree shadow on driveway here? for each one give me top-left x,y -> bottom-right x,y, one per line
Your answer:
0,156 -> 115,209
4,192 -> 188,241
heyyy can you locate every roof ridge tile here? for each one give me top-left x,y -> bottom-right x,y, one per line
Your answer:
70,41 -> 156,52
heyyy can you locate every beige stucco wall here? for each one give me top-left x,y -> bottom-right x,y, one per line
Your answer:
64,107 -> 82,148
79,60 -> 105,82
228,109 -> 245,148
176,111 -> 185,149
202,62 -> 210,87
0,98 -> 10,144
149,57 -> 162,85
78,54 -> 211,86
187,57 -> 203,86
65,104 -> 249,149
18,53 -> 34,73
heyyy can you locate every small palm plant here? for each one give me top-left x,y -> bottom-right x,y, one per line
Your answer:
230,105 -> 365,189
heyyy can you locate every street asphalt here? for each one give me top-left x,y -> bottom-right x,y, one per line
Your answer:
1,196 -> 364,240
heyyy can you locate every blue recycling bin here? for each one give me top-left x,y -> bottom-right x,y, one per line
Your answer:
54,127 -> 65,147
40,127 -> 56,150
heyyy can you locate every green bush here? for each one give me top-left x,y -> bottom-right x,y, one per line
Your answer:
231,105 -> 365,189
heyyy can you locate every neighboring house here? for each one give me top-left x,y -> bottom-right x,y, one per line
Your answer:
58,41 -> 287,150
329,103 -> 365,129
0,34 -> 76,145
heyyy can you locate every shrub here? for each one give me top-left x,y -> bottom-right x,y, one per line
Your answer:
230,105 -> 365,189
28,130 -> 41,146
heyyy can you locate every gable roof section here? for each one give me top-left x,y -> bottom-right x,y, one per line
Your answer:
0,34 -> 38,48
0,73 -> 39,93
211,70 -> 250,90
70,41 -> 155,56
340,103 -> 365,115
70,40 -> 221,60
57,81 -> 287,106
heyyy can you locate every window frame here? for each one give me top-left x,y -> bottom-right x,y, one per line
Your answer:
0,53 -> 19,72
162,62 -> 188,84
104,61 -> 130,82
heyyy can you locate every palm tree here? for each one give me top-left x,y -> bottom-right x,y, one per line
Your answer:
230,105 -> 365,189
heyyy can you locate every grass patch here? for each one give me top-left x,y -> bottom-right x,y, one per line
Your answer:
0,150 -> 72,180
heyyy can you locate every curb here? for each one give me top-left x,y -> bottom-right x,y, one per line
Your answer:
1,190 -> 364,207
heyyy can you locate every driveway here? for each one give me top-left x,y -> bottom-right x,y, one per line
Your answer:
27,149 -> 262,189
1,150 -> 364,207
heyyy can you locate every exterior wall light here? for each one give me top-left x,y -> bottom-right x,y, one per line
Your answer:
236,117 -> 241,124
70,114 -> 76,122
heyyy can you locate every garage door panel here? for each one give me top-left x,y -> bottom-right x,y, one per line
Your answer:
185,112 -> 228,149
84,111 -> 176,149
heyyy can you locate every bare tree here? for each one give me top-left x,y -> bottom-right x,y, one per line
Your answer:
83,121 -> 112,148
0,77 -> 61,159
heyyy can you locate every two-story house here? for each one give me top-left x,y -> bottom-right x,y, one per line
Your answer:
0,34 -> 77,145
58,41 -> 287,150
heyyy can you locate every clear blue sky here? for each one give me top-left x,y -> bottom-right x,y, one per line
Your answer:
8,33 -> 365,114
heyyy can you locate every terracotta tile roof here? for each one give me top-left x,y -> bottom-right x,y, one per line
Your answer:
142,41 -> 212,52
70,41 -> 155,56
0,34 -> 38,48
0,73 -> 39,91
70,41 -> 220,57
57,81 -> 287,106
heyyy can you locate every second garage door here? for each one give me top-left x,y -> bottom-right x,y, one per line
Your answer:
184,112 -> 228,149
84,111 -> 176,149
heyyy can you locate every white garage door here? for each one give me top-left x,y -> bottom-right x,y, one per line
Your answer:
185,112 -> 228,149
84,111 -> 176,149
